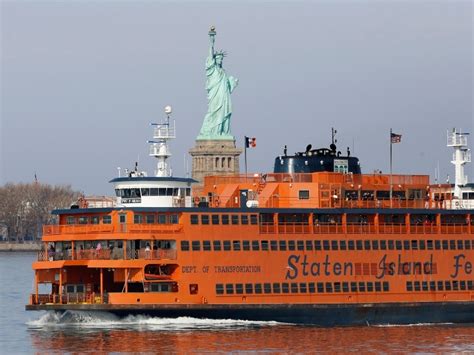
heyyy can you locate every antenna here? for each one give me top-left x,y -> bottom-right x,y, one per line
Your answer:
149,105 -> 176,177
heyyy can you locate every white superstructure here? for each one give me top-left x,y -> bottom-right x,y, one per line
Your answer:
111,106 -> 196,208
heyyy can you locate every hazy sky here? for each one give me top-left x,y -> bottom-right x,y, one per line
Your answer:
1,0 -> 473,195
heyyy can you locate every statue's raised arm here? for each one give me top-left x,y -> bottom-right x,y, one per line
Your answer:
197,27 -> 239,140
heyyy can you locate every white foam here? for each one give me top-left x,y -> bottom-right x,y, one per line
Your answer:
374,322 -> 454,327
27,311 -> 284,330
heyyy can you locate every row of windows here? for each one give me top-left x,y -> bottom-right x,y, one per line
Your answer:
67,215 -> 111,225
181,239 -> 474,252
215,281 -> 390,295
133,214 -> 179,225
190,214 -> 258,226
115,187 -> 191,198
406,280 -> 473,292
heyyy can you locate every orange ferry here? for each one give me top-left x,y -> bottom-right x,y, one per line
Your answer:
26,120 -> 474,325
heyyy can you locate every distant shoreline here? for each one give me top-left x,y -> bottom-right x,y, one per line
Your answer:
0,243 -> 41,252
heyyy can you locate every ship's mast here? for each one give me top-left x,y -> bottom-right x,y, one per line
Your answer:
447,128 -> 471,199
148,105 -> 175,177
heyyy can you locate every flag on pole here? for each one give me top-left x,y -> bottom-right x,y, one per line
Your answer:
245,136 -> 257,148
391,133 -> 402,144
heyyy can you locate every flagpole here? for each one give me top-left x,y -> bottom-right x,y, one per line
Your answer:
244,136 -> 248,176
390,128 -> 393,207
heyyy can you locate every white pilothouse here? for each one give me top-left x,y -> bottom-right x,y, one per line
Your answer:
110,106 -> 196,208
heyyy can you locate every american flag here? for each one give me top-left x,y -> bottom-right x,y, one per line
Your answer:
245,136 -> 256,148
391,133 -> 402,144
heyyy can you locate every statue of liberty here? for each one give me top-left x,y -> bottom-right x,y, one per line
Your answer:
197,27 -> 239,140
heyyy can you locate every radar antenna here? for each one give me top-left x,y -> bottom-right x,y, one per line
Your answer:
148,105 -> 176,177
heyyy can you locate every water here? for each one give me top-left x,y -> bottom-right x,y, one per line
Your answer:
1,253 -> 474,353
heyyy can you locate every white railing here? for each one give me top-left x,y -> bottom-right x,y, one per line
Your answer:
153,125 -> 175,139
447,133 -> 467,147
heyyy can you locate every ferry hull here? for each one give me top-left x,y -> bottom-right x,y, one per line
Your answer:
25,302 -> 474,326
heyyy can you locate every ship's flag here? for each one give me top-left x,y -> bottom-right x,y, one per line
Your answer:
391,133 -> 402,144
245,136 -> 257,148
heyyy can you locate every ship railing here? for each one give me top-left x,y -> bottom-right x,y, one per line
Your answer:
37,249 -> 113,261
342,199 -> 427,209
43,224 -> 114,236
440,224 -> 470,234
378,224 -> 405,234
409,224 -> 438,234
277,223 -> 311,234
313,223 -> 344,234
31,292 -> 108,305
129,248 -> 177,260
346,223 -> 376,234
127,224 -> 183,234
259,223 -> 276,234
75,249 -> 112,260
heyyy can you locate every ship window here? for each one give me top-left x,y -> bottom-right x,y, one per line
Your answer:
166,188 -> 173,196
250,215 -> 258,225
251,240 -> 260,251
383,282 -> 389,292
358,282 -> 366,292
356,240 -> 363,250
342,282 -> 349,292
157,215 -> 167,224
245,283 -> 253,294
288,240 -> 296,251
307,282 -> 315,293
422,281 -> 429,291
273,283 -> 281,293
141,188 -> 150,196
192,241 -> 200,251
331,240 -> 338,250
344,190 -> 358,200
201,215 -> 209,225
433,240 -> 440,250
150,188 -> 158,196
395,240 -> 402,250
102,216 -> 112,224
261,240 -> 269,251
157,188 -> 165,196
460,281 -> 466,290
146,215 -> 155,224
223,241 -> 231,251
243,240 -> 250,251
222,215 -> 229,225
264,283 -> 272,294
66,216 -> 75,225
414,281 -> 421,291
380,240 -> 386,250
279,240 -> 287,251
298,190 -> 310,200
465,240 -> 471,249
406,282 -> 413,291
66,285 -> 75,293
364,240 -> 371,250
376,190 -> 390,200
78,216 -> 88,224
190,215 -> 198,224
366,282 -> 373,292
348,240 -> 354,250
334,282 -> 341,293
241,215 -> 249,225
225,284 -> 234,294
323,240 -> 330,250
255,284 -> 262,294
180,241 -> 189,251
271,240 -> 278,251
115,189 -> 120,197
449,240 -> 456,250
350,282 -> 357,292
429,281 -> 436,291
445,281 -> 451,291
372,240 -> 379,250
297,240 -> 304,251
235,283 -> 244,294
231,215 -> 239,225
403,240 -> 410,250
186,188 -> 191,197
305,240 -> 313,251
203,240 -> 211,251
340,240 -> 347,250
437,281 -> 444,291
325,283 -> 333,293
282,283 -> 290,294
375,282 -> 382,292
419,240 -> 426,250
170,214 -> 179,224
452,281 -> 459,291
212,215 -> 220,225
442,240 -> 448,250
233,241 -> 241,251
317,282 -> 324,293
411,240 -> 418,250
291,283 -> 298,293
457,240 -> 463,250
468,281 -> 474,290
213,240 -> 221,251
189,284 -> 198,295
388,240 -> 394,250
134,215 -> 143,224
315,240 -> 322,250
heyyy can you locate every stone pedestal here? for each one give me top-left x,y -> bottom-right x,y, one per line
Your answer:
189,139 -> 243,185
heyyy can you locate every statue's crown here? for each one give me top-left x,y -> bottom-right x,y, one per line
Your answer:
215,50 -> 227,58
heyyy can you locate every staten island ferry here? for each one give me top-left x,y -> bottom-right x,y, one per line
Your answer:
26,115 -> 474,325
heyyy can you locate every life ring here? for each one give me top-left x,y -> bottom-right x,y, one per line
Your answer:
193,197 -> 200,205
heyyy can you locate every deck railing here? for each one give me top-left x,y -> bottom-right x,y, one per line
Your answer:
43,223 -> 183,236
30,292 -> 107,305
37,248 -> 176,261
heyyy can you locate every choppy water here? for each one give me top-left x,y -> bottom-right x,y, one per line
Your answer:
1,252 -> 473,353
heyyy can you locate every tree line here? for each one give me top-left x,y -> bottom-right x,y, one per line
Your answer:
0,183 -> 80,242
